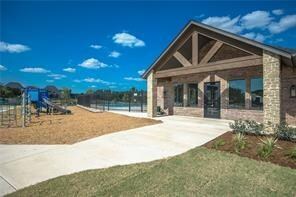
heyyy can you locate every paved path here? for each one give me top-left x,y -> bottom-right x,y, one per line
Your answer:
0,114 -> 230,196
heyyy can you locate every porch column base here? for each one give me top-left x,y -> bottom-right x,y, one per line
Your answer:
147,71 -> 157,117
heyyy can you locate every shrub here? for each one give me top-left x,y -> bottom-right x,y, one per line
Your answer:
229,120 -> 247,134
212,139 -> 226,149
233,133 -> 247,153
286,146 -> 296,160
245,120 -> 264,135
257,138 -> 281,159
230,120 -> 264,135
275,122 -> 296,142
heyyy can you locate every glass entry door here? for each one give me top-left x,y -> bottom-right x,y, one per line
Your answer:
204,82 -> 221,118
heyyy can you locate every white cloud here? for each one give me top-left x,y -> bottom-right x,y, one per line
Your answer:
48,74 -> 66,80
241,11 -> 273,30
202,16 -> 242,33
124,77 -> 144,82
0,64 -> 7,71
90,44 -> 102,49
242,32 -> 266,42
0,41 -> 30,53
268,15 -> 296,34
109,51 -> 121,58
195,14 -> 205,19
83,78 -> 115,85
90,85 -> 97,88
201,10 -> 296,41
109,85 -> 117,89
46,80 -> 54,83
63,67 -> 76,73
272,9 -> 284,16
73,79 -> 81,83
81,78 -> 115,85
111,64 -> 120,68
20,67 -> 50,73
112,32 -> 145,47
137,69 -> 145,75
78,58 -> 108,69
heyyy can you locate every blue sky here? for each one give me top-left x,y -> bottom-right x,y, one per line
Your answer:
1,1 -> 296,93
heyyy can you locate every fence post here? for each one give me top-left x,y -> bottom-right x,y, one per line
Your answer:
22,92 -> 25,128
128,92 -> 131,112
141,90 -> 143,112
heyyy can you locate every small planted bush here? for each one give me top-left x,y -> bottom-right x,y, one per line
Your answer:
233,133 -> 246,153
286,146 -> 296,160
212,139 -> 226,149
229,120 -> 264,135
229,120 -> 247,134
257,138 -> 281,159
245,120 -> 264,135
275,122 -> 296,142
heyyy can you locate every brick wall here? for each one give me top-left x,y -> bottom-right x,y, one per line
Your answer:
281,65 -> 296,125
222,109 -> 263,122
156,66 -> 264,121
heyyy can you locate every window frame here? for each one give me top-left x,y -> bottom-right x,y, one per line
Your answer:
187,83 -> 198,107
228,78 -> 246,109
174,83 -> 184,107
250,77 -> 264,110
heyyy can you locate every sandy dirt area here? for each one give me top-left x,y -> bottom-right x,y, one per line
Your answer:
0,106 -> 160,144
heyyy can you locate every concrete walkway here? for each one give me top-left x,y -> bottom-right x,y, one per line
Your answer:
0,113 -> 230,196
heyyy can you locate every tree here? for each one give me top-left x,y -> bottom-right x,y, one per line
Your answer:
0,86 -> 21,98
86,89 -> 94,95
60,88 -> 71,104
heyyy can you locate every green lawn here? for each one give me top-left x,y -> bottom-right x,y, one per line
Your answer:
9,147 -> 296,197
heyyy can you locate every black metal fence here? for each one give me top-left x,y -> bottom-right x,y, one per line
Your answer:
77,90 -> 147,112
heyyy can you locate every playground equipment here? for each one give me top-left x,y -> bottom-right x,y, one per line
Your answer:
0,92 -> 31,128
25,87 -> 71,115
42,97 -> 71,114
0,88 -> 71,128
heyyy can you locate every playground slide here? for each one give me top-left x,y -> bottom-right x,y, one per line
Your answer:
42,98 -> 71,114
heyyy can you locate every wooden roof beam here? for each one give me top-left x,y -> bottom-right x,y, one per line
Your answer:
199,41 -> 223,64
192,32 -> 198,66
173,51 -> 192,67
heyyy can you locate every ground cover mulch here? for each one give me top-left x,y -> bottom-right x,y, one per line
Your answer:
0,106 -> 161,144
204,132 -> 296,169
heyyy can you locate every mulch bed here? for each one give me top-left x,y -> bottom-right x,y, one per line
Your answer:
204,132 -> 296,169
0,106 -> 161,144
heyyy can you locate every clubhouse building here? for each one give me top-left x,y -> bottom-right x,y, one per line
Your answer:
142,21 -> 296,125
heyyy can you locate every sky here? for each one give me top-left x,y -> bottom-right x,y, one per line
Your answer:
0,1 -> 296,93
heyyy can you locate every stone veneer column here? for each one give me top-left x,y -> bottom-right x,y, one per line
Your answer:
147,71 -> 157,117
263,50 -> 281,125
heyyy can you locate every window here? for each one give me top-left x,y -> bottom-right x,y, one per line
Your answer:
174,84 -> 183,107
229,79 -> 246,108
291,85 -> 296,98
251,78 -> 263,109
188,83 -> 198,107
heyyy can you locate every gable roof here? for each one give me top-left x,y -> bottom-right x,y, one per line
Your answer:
142,20 -> 296,79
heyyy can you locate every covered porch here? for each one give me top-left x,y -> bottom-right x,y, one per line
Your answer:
144,21 -> 295,125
